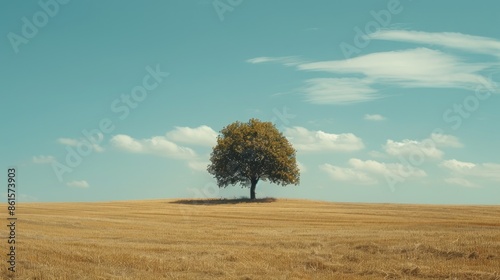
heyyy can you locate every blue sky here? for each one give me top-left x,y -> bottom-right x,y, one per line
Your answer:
1,0 -> 499,204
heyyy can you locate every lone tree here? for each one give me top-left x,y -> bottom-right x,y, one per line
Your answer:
208,118 -> 300,199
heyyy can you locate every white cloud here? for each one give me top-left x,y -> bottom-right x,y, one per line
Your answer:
111,126 -> 220,172
67,180 -> 89,188
93,145 -> 105,152
303,78 -> 379,104
384,133 -> 462,159
430,133 -> 463,148
246,56 -> 303,66
440,159 -> 476,171
384,139 -> 443,159
110,135 -> 143,153
444,177 -> 478,188
187,161 -> 209,172
166,125 -> 217,147
58,138 -> 79,146
478,163 -> 500,181
297,161 -> 307,173
320,158 -> 426,185
110,134 -> 196,159
320,163 -> 376,185
284,126 -> 364,152
58,136 -> 104,153
246,57 -> 275,64
32,155 -> 55,164
441,159 -> 500,182
298,48 -> 493,91
249,31 -> 500,105
364,114 -> 386,121
348,158 -> 427,179
369,30 -> 500,58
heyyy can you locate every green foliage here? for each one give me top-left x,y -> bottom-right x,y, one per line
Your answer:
208,119 -> 300,197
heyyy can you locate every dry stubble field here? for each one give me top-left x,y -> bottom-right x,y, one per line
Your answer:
1,198 -> 500,279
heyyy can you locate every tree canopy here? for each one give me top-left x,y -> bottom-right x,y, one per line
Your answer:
207,118 -> 300,199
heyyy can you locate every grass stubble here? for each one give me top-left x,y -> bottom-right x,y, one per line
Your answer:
1,198 -> 499,279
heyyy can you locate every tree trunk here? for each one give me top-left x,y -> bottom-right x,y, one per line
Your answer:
250,178 -> 258,200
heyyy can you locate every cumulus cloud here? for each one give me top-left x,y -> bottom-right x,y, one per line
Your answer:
320,163 -> 376,185
364,114 -> 386,121
384,139 -> 444,159
67,180 -> 89,188
58,136 -> 104,153
108,126 -> 225,174
440,159 -> 476,171
441,159 -> 500,182
110,134 -> 196,159
349,158 -> 426,179
32,155 -> 55,164
284,126 -> 364,152
110,135 -> 143,153
384,133 -> 462,159
430,133 -> 463,148
166,125 -> 218,147
320,158 -> 426,185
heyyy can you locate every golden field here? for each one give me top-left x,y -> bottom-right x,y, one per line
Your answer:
1,198 -> 500,279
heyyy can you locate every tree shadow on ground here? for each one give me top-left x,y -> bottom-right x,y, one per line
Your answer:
169,197 -> 277,205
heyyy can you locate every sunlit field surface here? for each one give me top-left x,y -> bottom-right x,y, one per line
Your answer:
2,199 -> 500,279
